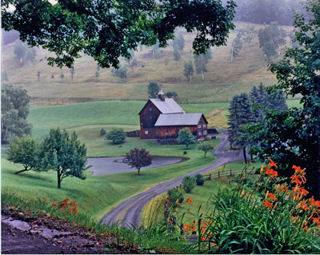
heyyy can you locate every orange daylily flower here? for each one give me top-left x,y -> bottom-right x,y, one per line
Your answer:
268,158 -> 278,168
262,201 -> 273,209
186,198 -> 193,204
292,165 -> 306,175
266,192 -> 277,201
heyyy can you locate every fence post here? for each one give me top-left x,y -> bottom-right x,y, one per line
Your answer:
229,169 -> 232,176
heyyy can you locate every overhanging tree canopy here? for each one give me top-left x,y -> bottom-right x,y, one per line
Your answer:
2,0 -> 236,68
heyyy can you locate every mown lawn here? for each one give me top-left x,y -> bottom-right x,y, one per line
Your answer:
2,138 -> 220,220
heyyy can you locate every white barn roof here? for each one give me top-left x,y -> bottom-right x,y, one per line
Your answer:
155,113 -> 204,126
149,98 -> 185,114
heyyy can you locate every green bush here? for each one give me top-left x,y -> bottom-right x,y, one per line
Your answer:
167,188 -> 184,208
100,128 -> 106,136
106,128 -> 126,144
194,174 -> 204,186
182,176 -> 196,193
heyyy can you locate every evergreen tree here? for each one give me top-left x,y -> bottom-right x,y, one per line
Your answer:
228,93 -> 255,163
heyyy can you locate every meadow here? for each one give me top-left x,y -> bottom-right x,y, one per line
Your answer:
2,22 -> 294,104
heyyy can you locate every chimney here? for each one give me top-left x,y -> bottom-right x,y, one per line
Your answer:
157,90 -> 165,101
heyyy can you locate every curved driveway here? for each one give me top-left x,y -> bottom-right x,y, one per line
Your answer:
100,130 -> 242,227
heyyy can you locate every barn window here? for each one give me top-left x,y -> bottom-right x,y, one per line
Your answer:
198,131 -> 202,136
198,124 -> 201,128
204,130 -> 207,135
203,124 -> 206,128
149,107 -> 152,111
145,130 -> 148,135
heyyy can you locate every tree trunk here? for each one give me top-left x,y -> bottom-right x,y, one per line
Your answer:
57,169 -> 62,189
137,168 -> 141,175
189,75 -> 192,83
15,166 -> 29,175
243,147 -> 247,164
230,46 -> 234,63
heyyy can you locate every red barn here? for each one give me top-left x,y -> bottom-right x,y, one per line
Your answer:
139,91 -> 208,139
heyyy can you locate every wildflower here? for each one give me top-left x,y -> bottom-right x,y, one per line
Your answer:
268,158 -> 278,169
292,165 -> 306,175
293,186 -> 309,200
297,201 -> 309,211
266,192 -> 277,201
291,216 -> 298,221
290,175 -> 305,186
212,243 -> 217,247
265,166 -> 278,178
262,201 -> 273,209
312,217 -> 320,225
186,198 -> 193,204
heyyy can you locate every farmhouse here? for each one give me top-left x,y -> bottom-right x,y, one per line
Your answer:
139,90 -> 208,140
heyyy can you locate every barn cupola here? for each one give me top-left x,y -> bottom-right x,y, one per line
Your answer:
157,90 -> 165,101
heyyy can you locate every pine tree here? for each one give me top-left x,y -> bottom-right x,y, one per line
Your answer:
228,93 -> 255,163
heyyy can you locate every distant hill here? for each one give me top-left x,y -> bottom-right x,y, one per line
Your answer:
2,22 -> 293,104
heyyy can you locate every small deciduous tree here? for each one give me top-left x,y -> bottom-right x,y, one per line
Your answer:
125,148 -> 152,175
112,65 -> 127,79
148,82 -> 160,98
184,61 -> 194,82
198,141 -> 214,158
39,128 -> 87,189
194,54 -> 208,81
7,135 -> 39,174
1,85 -> 32,144
178,128 -> 196,149
70,67 -> 75,80
106,128 -> 126,144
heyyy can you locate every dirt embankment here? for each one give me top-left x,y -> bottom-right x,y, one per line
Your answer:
1,208 -> 137,254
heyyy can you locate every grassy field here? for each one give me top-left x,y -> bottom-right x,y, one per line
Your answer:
3,99 -> 226,220
2,22 -> 293,104
2,137 -> 220,220
29,99 -> 301,142
142,161 -> 262,227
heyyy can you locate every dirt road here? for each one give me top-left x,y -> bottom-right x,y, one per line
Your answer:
100,130 -> 242,227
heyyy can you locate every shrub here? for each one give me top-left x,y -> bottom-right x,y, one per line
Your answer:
167,188 -> 184,208
178,128 -> 196,150
182,176 -> 196,193
100,128 -> 106,136
106,128 -> 126,144
194,174 -> 204,186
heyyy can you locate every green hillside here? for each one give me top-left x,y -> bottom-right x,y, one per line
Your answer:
2,22 -> 293,104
